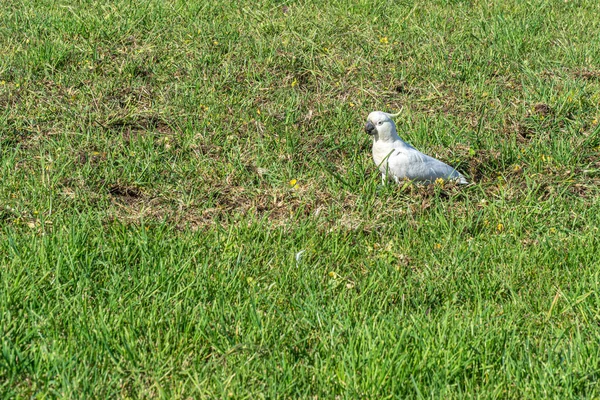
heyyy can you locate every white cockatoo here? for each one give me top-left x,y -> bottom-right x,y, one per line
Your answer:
365,110 -> 468,184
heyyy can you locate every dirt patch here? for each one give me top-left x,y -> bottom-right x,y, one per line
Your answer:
394,81 -> 412,94
451,145 -> 501,183
0,122 -> 35,148
508,103 -> 556,142
191,142 -> 223,158
532,103 -> 551,117
568,182 -> 599,199
573,69 -> 600,81
97,114 -> 174,143
108,114 -> 168,132
0,91 -> 21,110
208,185 -> 314,220
467,150 -> 500,183
76,149 -> 107,166
516,121 -> 535,141
108,184 -> 143,200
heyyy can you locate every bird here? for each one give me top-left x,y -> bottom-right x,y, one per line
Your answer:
364,110 -> 468,185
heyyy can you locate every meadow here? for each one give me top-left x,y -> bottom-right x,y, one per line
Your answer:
1,0 -> 600,397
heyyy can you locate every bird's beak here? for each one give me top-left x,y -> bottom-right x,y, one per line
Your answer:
365,121 -> 376,135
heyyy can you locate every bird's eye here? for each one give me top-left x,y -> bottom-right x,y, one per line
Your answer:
377,121 -> 384,126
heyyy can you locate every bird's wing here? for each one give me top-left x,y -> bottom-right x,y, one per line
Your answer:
386,148 -> 465,182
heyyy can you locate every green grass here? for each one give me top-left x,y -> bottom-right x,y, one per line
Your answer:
2,0 -> 600,397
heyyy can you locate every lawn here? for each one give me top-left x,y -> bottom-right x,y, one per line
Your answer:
1,0 -> 600,397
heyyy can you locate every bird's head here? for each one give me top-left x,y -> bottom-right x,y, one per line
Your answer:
364,110 -> 402,141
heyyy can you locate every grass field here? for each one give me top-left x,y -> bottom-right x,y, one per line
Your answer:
2,0 -> 600,397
